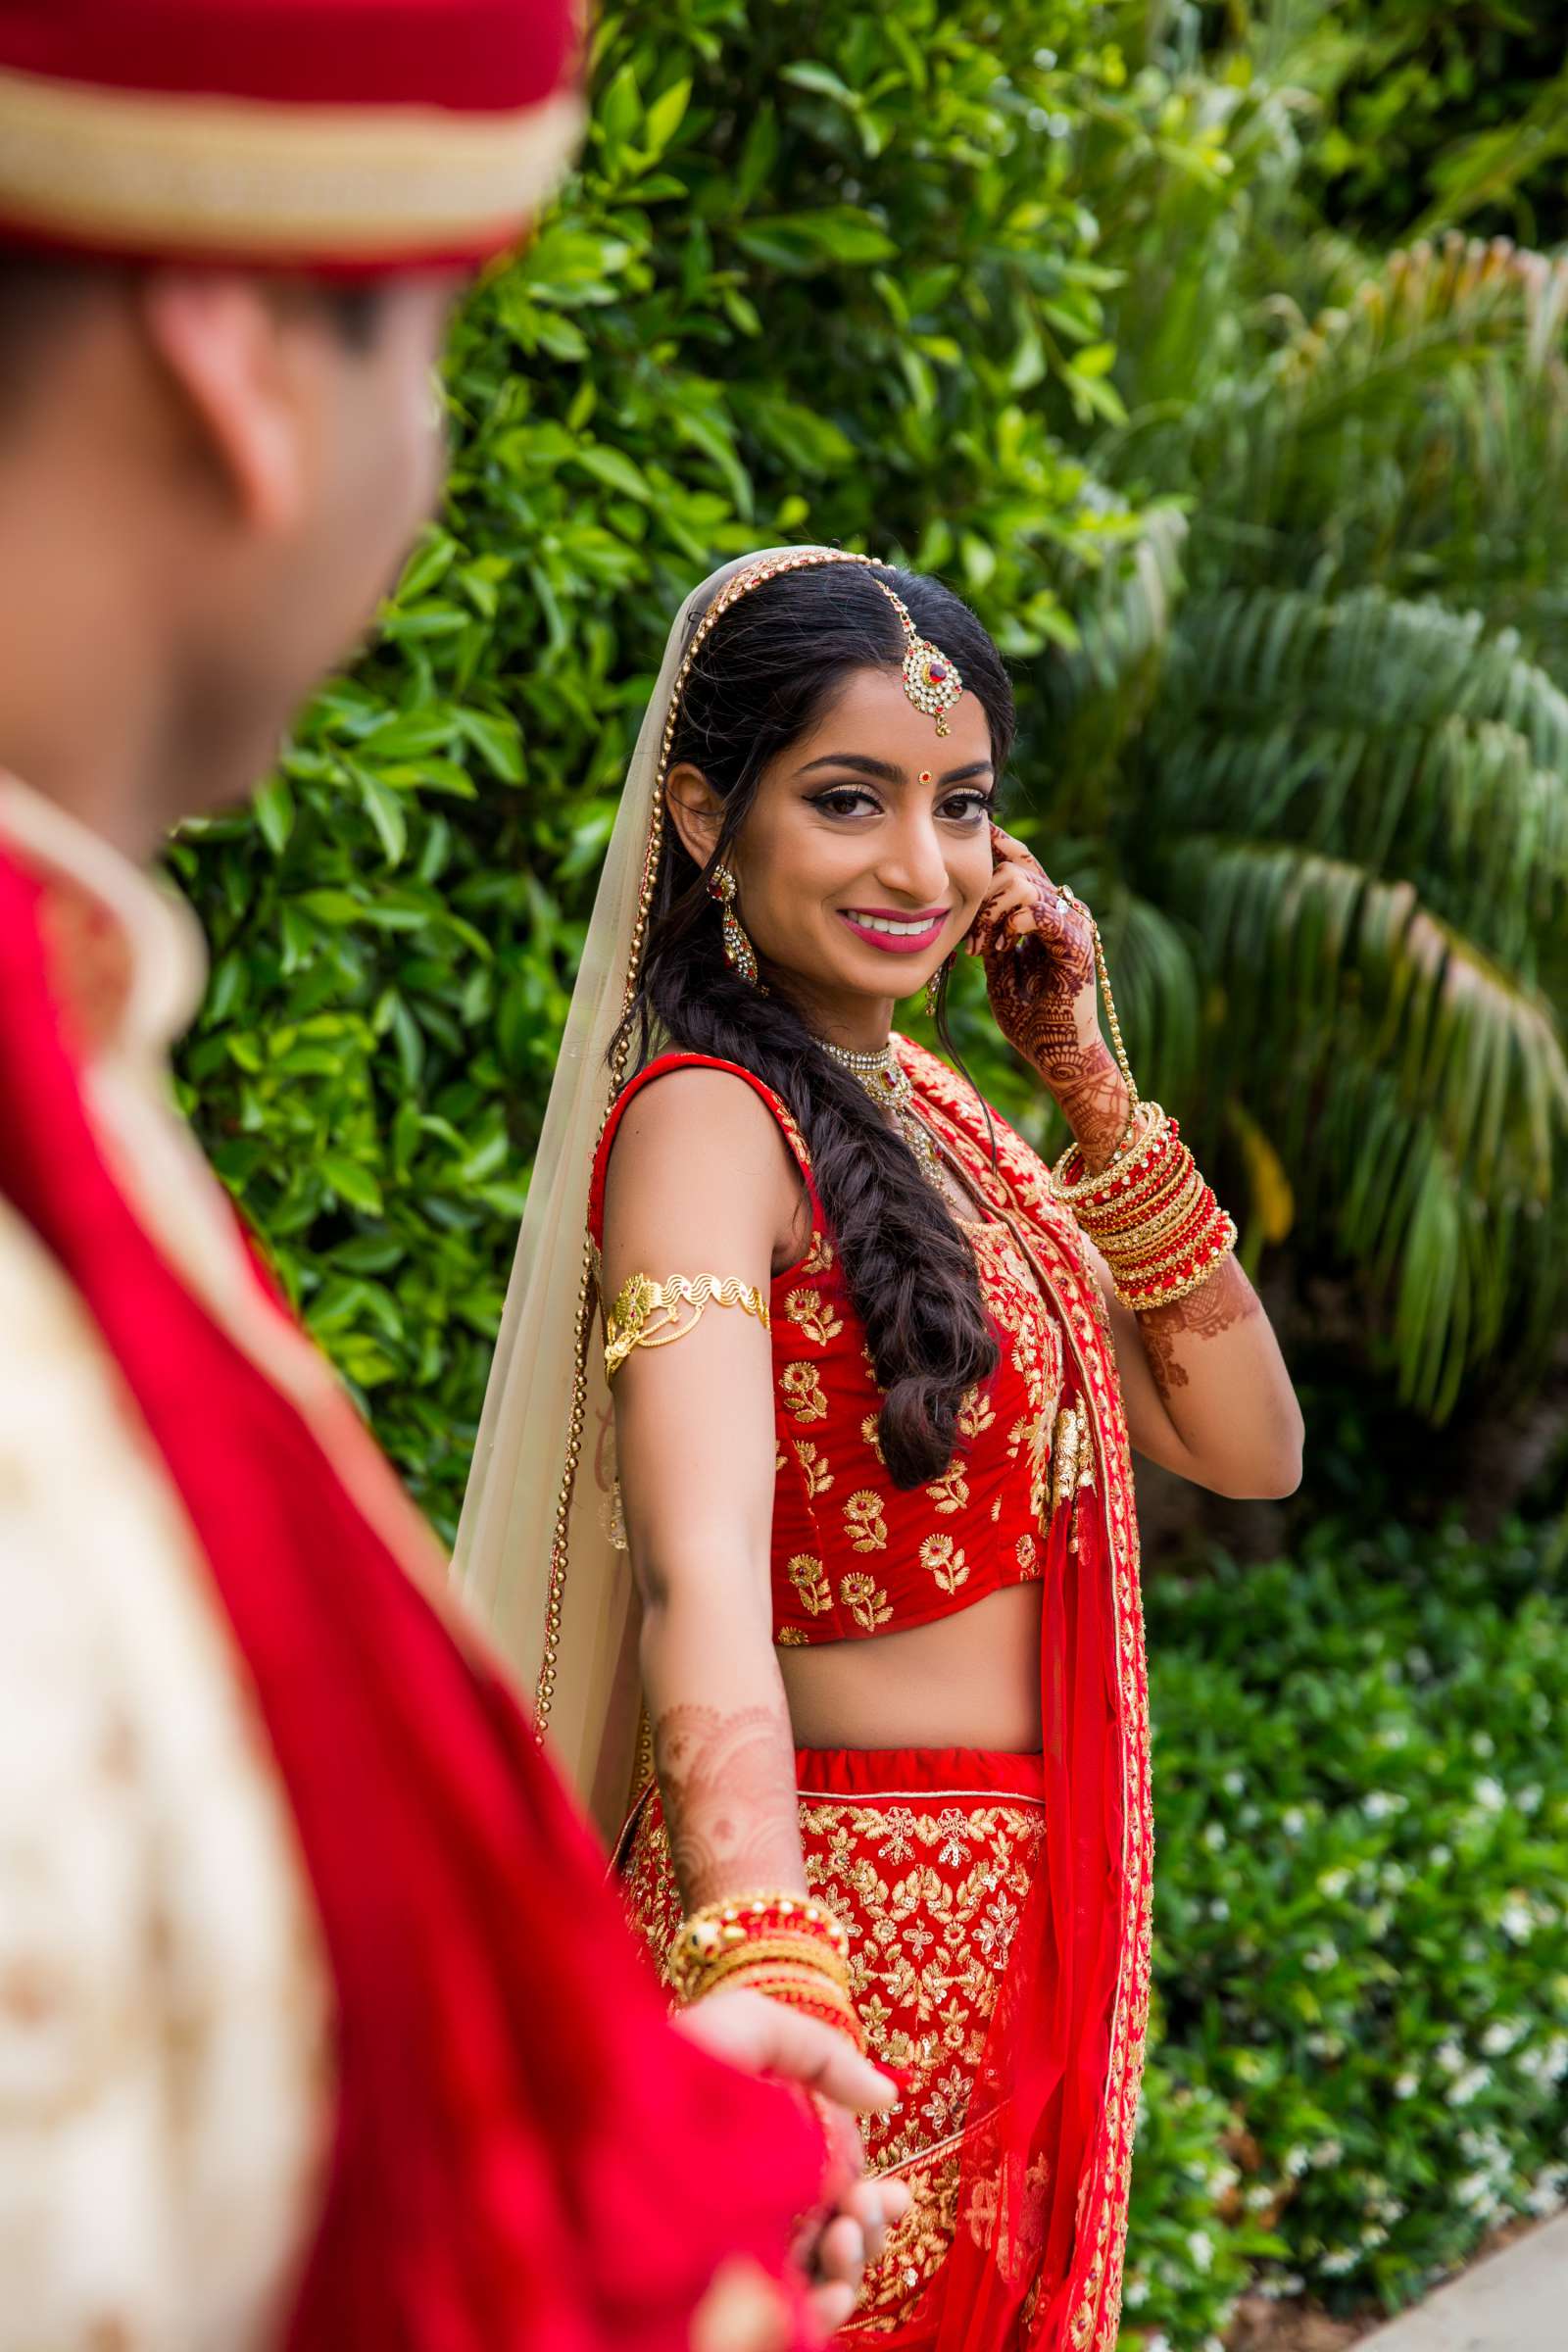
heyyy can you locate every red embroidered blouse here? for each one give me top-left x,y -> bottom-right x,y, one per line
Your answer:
590,1048 -> 1091,1645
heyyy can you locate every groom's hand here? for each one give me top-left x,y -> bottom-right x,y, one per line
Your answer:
675,1988 -> 912,2338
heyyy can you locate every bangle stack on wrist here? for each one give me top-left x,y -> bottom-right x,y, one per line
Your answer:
670,1890 -> 864,2051
1054,1103 -> 1237,1311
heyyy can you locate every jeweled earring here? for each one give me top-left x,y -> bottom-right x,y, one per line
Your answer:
925,952 -> 955,1018
709,864 -> 760,988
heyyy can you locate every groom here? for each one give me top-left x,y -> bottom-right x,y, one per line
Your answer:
0,5 -> 899,2346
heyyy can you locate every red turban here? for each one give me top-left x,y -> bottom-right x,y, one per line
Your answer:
0,0 -> 584,271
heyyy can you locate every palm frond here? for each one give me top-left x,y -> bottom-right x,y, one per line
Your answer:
1164,836 -> 1568,1411
1147,588 -> 1568,967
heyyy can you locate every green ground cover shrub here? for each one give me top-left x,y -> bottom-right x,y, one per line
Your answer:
1120,1512 -> 1568,2347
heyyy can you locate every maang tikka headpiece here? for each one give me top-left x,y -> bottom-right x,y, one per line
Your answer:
620,550 -> 968,1027
656,550 -> 965,813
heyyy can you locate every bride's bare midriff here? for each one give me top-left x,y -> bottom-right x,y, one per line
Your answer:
776,1582 -> 1044,1753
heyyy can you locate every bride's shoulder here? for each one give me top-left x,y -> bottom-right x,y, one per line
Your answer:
590,1052 -> 814,1248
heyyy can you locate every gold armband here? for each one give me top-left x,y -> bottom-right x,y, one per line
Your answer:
604,1271 -> 771,1381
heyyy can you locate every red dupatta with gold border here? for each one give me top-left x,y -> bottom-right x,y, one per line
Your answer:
901,1036 -> 1153,2352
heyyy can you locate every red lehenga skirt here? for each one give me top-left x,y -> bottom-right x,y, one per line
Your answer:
619,1483 -> 1138,2352
624,1745 -> 1056,2343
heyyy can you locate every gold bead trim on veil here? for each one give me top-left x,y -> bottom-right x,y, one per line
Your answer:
537,547 -> 940,1733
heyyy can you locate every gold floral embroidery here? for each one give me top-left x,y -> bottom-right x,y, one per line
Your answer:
839,1570 -> 893,1631
919,1533 -> 969,1593
849,2148 -> 963,2336
859,1410 -> 887,1465
800,1229 -> 836,1277
1051,1403 -> 1096,1514
844,1488 -> 888,1552
775,1625 -> 809,1645
957,1385 -> 995,1440
924,1462 -> 969,1515
780,1360 -> 828,1424
1007,1413 -> 1051,1521
788,1552 -> 832,1615
1015,1531 -> 1038,1573
793,1439 -> 834,1498
785,1287 -> 843,1347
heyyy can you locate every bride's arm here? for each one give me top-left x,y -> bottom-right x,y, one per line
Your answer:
976,828 -> 1304,1500
600,1066 -> 810,1909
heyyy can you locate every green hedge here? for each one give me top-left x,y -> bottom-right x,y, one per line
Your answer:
1120,1513 -> 1568,2346
170,0 -> 1210,1534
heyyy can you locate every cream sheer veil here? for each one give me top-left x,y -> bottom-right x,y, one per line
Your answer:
454,544 -> 822,1841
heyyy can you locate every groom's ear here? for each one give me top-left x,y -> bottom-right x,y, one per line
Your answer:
664,762 -> 725,865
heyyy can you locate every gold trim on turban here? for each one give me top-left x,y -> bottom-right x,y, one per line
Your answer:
0,66 -> 584,260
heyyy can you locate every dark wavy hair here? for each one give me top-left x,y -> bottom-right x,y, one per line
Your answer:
616,559 -> 1017,1488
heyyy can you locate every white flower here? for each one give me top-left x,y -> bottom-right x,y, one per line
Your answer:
1447,2066 -> 1491,2107
1394,2071 -> 1419,2098
1223,1770 -> 1247,1796
1310,2138 -> 1344,2169
1526,2180 -> 1566,2220
1435,2039 -> 1466,2076
1302,1941 -> 1339,1974
1500,1899 -> 1535,1943
1121,2276 -> 1150,2309
1282,1806 -> 1307,1837
1471,1732 -> 1495,1758
1208,1897 -> 1231,1921
1482,2020 -> 1523,2056
1201,1821 -> 1228,1853
1284,2146 -> 1311,2179
1319,2248 -> 1358,2277
1364,1789 -> 1404,1822
1187,2230 -> 1214,2272
1473,1776 -> 1506,1814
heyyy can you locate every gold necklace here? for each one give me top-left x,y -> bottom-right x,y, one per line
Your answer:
818,1039 -> 943,1186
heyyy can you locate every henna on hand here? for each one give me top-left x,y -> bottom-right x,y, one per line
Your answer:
654,1696 -> 805,1910
977,834 -> 1131,1168
1136,1256 -> 1262,1403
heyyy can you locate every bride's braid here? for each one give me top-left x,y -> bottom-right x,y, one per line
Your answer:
616,562 -> 1014,1489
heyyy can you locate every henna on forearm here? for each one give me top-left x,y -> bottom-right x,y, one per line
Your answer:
1136,1255 -> 1262,1403
654,1696 -> 806,1911
980,868 -> 1129,1165
1052,1043 -> 1133,1173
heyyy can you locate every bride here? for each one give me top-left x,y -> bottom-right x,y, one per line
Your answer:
457,546 -> 1302,2346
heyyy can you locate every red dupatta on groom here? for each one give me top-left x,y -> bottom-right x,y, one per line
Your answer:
0,825 -> 826,2350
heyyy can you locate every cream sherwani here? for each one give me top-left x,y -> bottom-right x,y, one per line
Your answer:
0,781 -> 333,2350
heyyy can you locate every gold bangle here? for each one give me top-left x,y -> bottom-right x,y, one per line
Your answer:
1087,1167 -> 1206,1258
604,1271 -> 771,1381
670,1890 -> 851,2001
1115,1216 -> 1239,1311
1053,1102 -> 1173,1207
683,1938 -> 852,1999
